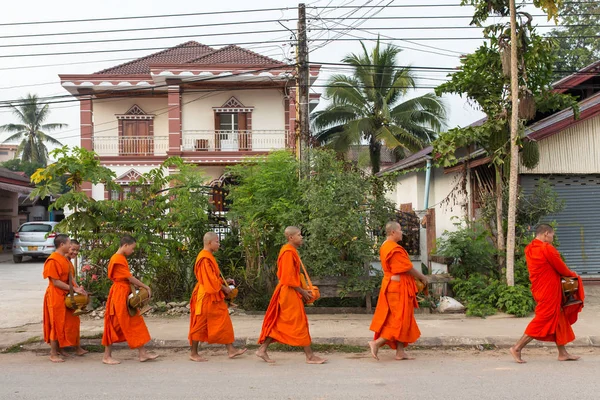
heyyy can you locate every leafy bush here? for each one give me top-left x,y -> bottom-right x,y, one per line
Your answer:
451,274 -> 534,318
436,221 -> 499,280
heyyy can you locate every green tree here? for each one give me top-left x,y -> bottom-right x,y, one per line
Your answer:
434,3 -> 577,279
549,0 -> 600,75
31,147 -> 211,302
311,39 -> 447,175
0,159 -> 44,178
0,94 -> 65,166
226,151 -> 305,304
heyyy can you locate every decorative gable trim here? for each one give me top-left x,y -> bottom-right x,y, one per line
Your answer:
212,96 -> 254,113
115,169 -> 143,184
116,104 -> 155,120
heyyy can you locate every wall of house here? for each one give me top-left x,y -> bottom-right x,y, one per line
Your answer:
522,114 -> 600,175
92,97 -> 169,154
386,171 -> 423,209
181,89 -> 285,131
0,190 -> 19,233
430,168 -> 470,238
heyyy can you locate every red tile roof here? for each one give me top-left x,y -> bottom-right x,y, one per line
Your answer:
96,42 -> 286,75
186,44 -> 286,66
96,41 -> 215,75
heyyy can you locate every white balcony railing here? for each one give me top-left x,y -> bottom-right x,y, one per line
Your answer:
181,130 -> 287,152
93,136 -> 168,156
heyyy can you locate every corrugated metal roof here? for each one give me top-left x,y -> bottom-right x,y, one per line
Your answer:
0,181 -> 33,194
0,167 -> 31,184
378,146 -> 433,174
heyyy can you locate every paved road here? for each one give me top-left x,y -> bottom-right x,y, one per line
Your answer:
0,258 -> 46,329
1,348 -> 600,399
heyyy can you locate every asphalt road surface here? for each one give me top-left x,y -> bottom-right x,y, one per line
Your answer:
0,258 -> 46,329
1,348 -> 600,400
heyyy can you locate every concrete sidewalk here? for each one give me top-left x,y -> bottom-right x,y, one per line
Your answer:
3,305 -> 600,352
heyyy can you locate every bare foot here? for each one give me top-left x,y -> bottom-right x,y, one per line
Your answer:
102,357 -> 121,365
49,355 -> 65,363
395,351 -> 415,361
558,353 -> 580,361
76,347 -> 89,356
368,340 -> 379,360
189,354 -> 208,362
58,350 -> 72,358
228,348 -> 248,359
510,346 -> 526,364
255,350 -> 275,363
139,352 -> 159,362
306,355 -> 327,364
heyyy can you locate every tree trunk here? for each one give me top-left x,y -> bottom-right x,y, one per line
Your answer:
506,0 -> 520,287
495,166 -> 505,276
369,136 -> 382,175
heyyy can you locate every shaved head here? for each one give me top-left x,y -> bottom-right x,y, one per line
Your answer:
385,221 -> 402,236
535,224 -> 554,236
203,231 -> 219,246
284,226 -> 301,238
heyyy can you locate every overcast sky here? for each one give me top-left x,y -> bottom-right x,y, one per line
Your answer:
0,0 -> 558,151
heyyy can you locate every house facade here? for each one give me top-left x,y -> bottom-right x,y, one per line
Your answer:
0,167 -> 33,249
382,60 -> 600,277
59,41 -> 320,201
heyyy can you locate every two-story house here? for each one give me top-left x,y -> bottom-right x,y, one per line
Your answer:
59,41 -> 321,206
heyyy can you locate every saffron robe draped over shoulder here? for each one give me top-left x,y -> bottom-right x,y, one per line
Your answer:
369,240 -> 420,349
188,249 -> 234,345
524,239 -> 584,346
258,244 -> 311,347
101,254 -> 151,349
43,252 -> 80,347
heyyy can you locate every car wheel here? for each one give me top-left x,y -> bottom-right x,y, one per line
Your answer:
13,255 -> 23,263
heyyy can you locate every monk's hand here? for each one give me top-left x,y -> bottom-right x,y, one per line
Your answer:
301,289 -> 313,303
223,285 -> 232,295
226,278 -> 236,286
420,277 -> 429,286
75,286 -> 87,296
145,286 -> 152,298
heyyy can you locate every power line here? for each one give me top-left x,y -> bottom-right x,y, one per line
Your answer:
0,7 -> 295,27
0,19 -> 299,41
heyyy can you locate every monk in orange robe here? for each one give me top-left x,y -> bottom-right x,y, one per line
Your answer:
101,235 -> 158,365
368,221 -> 427,361
61,239 -> 89,356
510,224 -> 584,363
188,232 -> 247,361
43,234 -> 87,363
256,226 -> 326,364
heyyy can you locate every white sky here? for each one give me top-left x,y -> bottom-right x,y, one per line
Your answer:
0,0 -> 558,151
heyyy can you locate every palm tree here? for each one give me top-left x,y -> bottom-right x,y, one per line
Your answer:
311,39 -> 447,174
1,94 -> 66,166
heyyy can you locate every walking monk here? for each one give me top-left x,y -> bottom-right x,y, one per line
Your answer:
256,226 -> 326,364
188,232 -> 247,361
43,234 -> 87,362
510,224 -> 584,363
61,239 -> 89,356
368,221 -> 428,361
102,235 -> 158,365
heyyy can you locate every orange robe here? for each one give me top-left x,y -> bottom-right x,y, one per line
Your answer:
188,250 -> 234,345
370,240 -> 420,349
101,254 -> 151,348
524,239 -> 584,346
42,252 -> 80,347
258,244 -> 311,347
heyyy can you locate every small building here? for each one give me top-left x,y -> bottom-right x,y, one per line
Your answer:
0,167 -> 33,249
382,60 -> 600,277
0,145 -> 18,163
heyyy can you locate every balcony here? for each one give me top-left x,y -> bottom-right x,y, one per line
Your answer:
93,136 -> 168,156
181,130 -> 287,152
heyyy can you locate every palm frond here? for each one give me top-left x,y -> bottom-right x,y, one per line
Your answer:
41,123 -> 68,131
1,131 -> 26,143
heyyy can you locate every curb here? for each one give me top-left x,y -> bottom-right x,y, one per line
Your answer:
14,335 -> 600,353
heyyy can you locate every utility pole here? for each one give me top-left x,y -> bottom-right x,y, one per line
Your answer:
506,0 -> 519,287
296,3 -> 310,165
